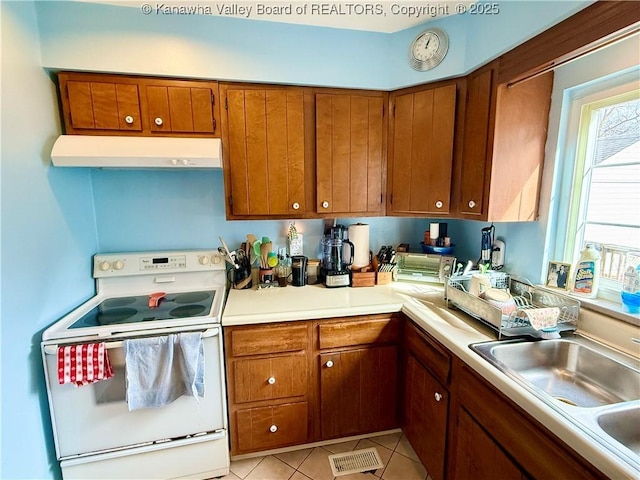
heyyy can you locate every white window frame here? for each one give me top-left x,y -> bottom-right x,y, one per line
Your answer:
557,77 -> 640,303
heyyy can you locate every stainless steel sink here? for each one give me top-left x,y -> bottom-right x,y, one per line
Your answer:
472,338 -> 640,407
471,336 -> 640,473
598,405 -> 640,457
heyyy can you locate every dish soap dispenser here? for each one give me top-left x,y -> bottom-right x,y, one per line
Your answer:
571,243 -> 601,298
621,251 -> 640,314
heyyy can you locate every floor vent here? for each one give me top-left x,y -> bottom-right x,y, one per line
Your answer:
328,447 -> 384,477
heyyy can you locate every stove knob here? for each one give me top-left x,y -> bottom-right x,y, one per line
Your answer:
199,256 -> 210,265
114,260 -> 125,270
99,261 -> 111,271
211,254 -> 222,264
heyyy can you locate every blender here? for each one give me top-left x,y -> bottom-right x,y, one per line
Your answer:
320,225 -> 354,288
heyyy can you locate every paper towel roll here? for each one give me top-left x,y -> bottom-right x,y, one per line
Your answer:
430,223 -> 440,240
348,223 -> 370,269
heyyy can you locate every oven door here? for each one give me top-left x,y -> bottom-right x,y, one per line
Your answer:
42,327 -> 226,459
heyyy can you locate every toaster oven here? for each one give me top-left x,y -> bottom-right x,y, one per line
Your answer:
395,253 -> 456,284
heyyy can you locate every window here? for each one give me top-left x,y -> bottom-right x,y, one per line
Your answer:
563,85 -> 640,301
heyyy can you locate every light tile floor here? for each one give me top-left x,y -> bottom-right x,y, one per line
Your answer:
219,432 -> 433,480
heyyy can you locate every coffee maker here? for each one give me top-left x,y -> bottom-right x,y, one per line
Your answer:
320,225 -> 354,288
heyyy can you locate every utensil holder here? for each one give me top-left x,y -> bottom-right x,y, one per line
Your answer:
259,268 -> 274,285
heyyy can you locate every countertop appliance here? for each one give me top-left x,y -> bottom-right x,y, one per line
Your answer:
320,225 -> 354,288
395,252 -> 456,284
41,250 -> 229,479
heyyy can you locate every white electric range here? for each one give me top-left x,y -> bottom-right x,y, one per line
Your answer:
41,249 -> 230,480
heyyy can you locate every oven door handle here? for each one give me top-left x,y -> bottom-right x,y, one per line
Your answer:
42,327 -> 220,355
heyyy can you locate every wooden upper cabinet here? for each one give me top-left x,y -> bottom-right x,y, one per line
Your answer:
221,84 -> 309,218
387,82 -> 457,216
456,62 -> 553,221
315,92 -> 386,216
144,82 -> 217,134
61,73 -> 142,133
57,72 -> 220,137
457,67 -> 493,218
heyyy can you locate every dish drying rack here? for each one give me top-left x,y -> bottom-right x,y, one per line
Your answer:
445,271 -> 580,339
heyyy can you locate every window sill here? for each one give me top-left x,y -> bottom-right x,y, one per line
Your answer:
569,294 -> 640,327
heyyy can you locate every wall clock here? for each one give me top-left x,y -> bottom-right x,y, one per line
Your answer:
409,28 -> 449,71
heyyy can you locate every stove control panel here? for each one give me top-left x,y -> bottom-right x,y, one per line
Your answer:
93,250 -> 224,277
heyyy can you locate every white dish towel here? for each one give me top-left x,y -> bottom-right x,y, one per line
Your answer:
124,332 -> 204,411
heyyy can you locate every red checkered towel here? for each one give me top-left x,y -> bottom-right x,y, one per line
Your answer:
57,343 -> 114,386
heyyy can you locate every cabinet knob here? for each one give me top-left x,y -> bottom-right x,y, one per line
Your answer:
269,425 -> 278,433
435,201 -> 443,209
267,376 -> 276,385
322,201 -> 329,209
325,360 -> 334,368
154,117 -> 164,126
124,115 -> 134,125
292,202 -> 300,210
434,392 -> 443,402
468,200 -> 476,209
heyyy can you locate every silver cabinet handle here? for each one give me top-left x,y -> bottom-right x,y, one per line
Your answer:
267,376 -> 276,385
325,360 -> 334,368
434,392 -> 443,402
154,117 -> 164,126
124,115 -> 134,124
269,425 -> 278,433
322,201 -> 329,209
468,200 -> 476,209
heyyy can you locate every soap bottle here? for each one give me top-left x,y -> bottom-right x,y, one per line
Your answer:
621,251 -> 640,314
571,243 -> 601,298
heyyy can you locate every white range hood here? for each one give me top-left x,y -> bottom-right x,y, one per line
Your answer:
51,135 -> 222,169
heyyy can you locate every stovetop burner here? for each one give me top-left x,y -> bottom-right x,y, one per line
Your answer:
69,290 -> 216,329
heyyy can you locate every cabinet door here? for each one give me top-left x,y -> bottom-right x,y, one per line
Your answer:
316,93 -> 385,215
458,67 -> 494,217
146,84 -> 216,134
452,409 -> 526,480
320,345 -> 397,440
65,80 -> 142,132
388,84 -> 456,215
225,88 -> 306,216
402,353 -> 448,480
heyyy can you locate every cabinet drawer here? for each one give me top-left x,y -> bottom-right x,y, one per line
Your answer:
230,323 -> 308,356
405,321 -> 451,384
318,315 -> 400,349
236,402 -> 308,452
233,353 -> 307,403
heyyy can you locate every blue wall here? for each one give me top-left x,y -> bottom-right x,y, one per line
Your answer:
1,2 -> 99,478
2,1 -> 614,478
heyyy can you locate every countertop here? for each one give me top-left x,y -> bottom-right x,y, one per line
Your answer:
222,282 -> 639,479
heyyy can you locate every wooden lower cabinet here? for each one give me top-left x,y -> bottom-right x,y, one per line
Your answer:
316,314 -> 401,440
452,408 -> 527,480
225,314 -> 401,456
402,321 -> 450,480
226,315 -> 606,479
319,345 -> 398,439
448,360 -> 607,480
402,353 -> 448,480
225,322 -> 313,455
